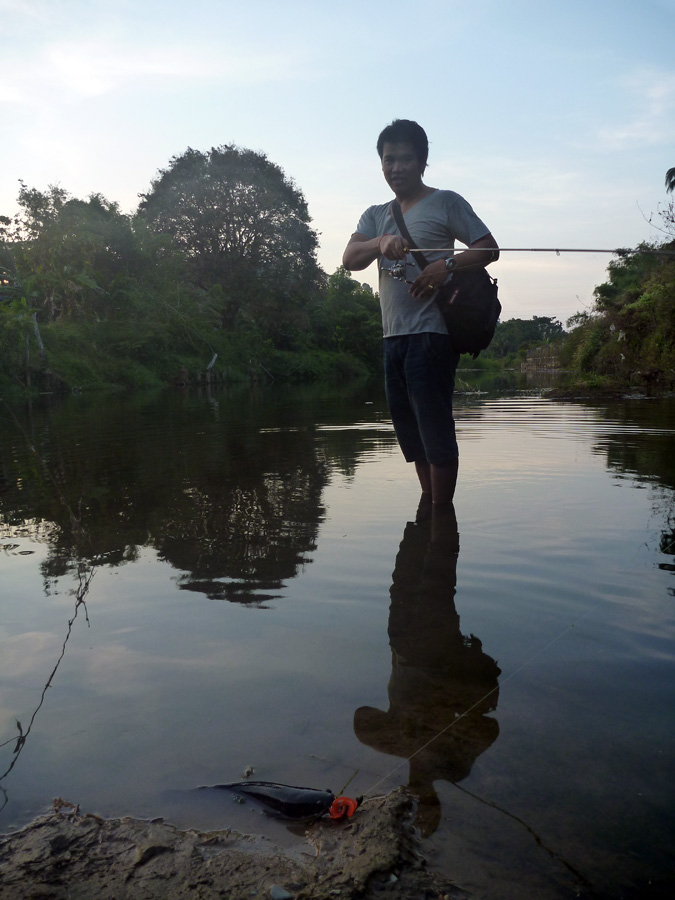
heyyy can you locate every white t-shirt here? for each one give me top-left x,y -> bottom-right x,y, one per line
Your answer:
354,189 -> 490,337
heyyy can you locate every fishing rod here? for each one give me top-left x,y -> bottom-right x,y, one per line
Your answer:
410,246 -> 675,256
385,244 -> 675,281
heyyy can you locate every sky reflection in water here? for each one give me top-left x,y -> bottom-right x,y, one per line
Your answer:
1,381 -> 674,899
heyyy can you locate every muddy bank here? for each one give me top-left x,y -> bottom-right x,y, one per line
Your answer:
0,789 -> 467,900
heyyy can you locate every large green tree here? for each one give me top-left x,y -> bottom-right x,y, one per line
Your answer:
0,183 -> 222,387
4,184 -> 144,321
138,145 -> 321,339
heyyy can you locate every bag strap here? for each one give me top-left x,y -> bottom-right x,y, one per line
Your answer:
389,200 -> 429,271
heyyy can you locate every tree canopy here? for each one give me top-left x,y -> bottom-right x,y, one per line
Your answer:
0,148 -> 372,389
2,184 -> 146,321
138,145 -> 321,336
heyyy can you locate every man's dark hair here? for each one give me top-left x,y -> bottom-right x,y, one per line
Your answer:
376,120 -> 429,170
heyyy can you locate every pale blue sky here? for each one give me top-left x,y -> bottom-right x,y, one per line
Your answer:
2,0 -> 674,322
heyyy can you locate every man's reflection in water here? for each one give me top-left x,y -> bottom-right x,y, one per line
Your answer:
354,505 -> 501,836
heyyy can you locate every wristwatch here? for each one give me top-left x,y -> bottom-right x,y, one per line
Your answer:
444,256 -> 456,272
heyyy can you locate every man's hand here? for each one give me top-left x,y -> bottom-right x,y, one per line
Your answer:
409,259 -> 447,298
342,231 -> 410,270
408,233 -> 499,299
378,233 -> 407,260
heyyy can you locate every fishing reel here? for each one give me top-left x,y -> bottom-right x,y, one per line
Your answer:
384,260 -> 413,282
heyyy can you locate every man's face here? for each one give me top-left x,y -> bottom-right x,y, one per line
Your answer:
381,141 -> 424,196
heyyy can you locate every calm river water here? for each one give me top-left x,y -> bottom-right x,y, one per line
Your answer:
1,376 -> 674,899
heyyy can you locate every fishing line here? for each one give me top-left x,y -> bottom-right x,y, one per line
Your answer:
357,600 -> 609,894
336,768 -> 360,797
449,780 -> 596,894
363,600 -> 601,797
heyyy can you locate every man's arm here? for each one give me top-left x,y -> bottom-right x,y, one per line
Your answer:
342,232 -> 408,271
457,233 -> 500,268
409,233 -> 499,299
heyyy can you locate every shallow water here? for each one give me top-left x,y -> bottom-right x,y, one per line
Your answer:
1,378 -> 674,898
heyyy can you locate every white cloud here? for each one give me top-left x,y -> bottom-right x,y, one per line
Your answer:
2,40 -> 299,105
595,68 -> 675,149
0,0 -> 49,23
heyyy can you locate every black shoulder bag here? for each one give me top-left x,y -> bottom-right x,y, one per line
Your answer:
390,200 -> 501,359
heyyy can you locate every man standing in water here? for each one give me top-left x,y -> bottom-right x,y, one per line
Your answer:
343,120 -> 499,511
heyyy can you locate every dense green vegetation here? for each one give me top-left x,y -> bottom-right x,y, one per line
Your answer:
2,150 -> 673,394
554,173 -> 675,392
478,315 -> 564,368
557,240 -> 675,391
0,147 -> 382,393
484,178 -> 675,390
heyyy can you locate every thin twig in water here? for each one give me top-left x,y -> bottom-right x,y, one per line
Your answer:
0,564 -> 96,811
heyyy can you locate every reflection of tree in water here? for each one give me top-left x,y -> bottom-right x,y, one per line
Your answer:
0,390 -> 335,803
355,508 -> 501,837
157,468 -> 326,606
591,398 -> 675,491
0,389 -> 382,605
589,398 -> 675,595
659,515 -> 675,596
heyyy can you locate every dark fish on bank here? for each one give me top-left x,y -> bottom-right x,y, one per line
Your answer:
199,780 -> 335,820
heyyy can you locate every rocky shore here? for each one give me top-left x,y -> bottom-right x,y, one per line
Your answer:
0,789 -> 467,900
